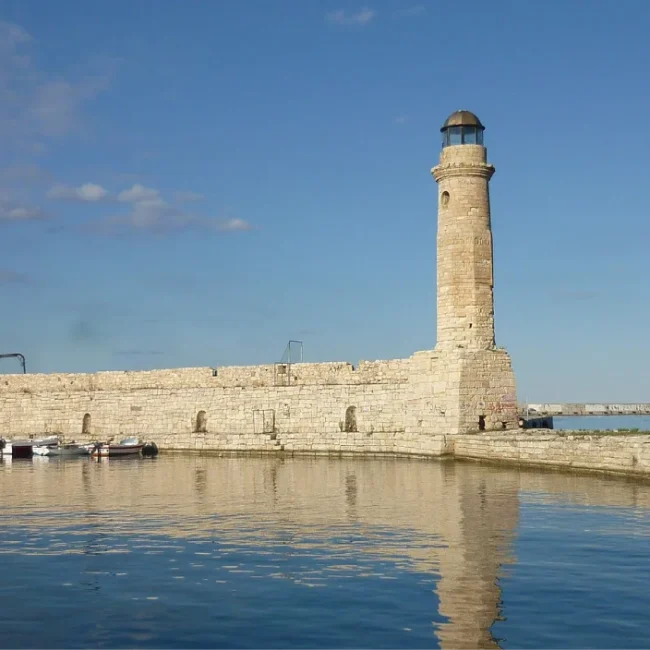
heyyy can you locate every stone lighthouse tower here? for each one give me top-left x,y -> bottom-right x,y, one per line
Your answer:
433,111 -> 496,351
408,110 -> 518,434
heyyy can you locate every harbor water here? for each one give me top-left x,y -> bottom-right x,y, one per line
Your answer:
1,451 -> 650,648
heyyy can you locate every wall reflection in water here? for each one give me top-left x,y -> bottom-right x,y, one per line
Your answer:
0,454 -> 648,649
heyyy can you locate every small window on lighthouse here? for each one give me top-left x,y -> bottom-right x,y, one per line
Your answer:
448,127 -> 462,145
462,126 -> 478,144
441,191 -> 450,208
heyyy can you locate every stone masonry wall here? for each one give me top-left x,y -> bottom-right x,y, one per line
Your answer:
408,348 -> 518,434
3,356 -> 650,479
0,359 -> 413,443
0,346 -> 518,443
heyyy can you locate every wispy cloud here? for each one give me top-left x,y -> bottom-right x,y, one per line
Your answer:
0,201 -> 43,221
0,269 -> 30,284
0,166 -> 50,222
0,22 -> 119,226
47,182 -> 109,202
41,179 -> 251,235
98,210 -> 255,235
0,21 -> 120,152
81,183 -> 254,235
326,7 -> 376,26
217,218 -> 253,232
394,115 -> 409,125
117,183 -> 160,203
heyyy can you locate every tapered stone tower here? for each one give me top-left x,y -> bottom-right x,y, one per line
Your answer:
432,111 -> 496,351
408,110 -> 518,434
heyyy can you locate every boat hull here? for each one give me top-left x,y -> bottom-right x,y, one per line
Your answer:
89,444 -> 144,458
0,436 -> 60,458
33,444 -> 89,457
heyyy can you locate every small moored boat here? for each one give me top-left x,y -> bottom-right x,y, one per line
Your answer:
33,442 -> 90,457
88,437 -> 145,458
0,435 -> 60,458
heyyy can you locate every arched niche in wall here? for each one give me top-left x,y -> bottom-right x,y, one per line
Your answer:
195,410 -> 208,433
344,406 -> 357,433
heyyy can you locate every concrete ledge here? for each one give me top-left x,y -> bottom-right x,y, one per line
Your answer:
451,429 -> 650,479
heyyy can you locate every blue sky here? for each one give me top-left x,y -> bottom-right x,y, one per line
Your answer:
0,0 -> 649,402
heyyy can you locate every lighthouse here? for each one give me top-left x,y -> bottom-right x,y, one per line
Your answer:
432,110 -> 496,351
407,110 -> 518,434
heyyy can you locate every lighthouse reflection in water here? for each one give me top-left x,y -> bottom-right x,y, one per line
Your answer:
1,454 -> 650,649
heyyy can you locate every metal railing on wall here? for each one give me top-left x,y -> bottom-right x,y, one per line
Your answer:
274,340 -> 303,386
280,340 -> 303,364
0,353 -> 26,374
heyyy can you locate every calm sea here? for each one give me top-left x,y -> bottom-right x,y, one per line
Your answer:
1,453 -> 650,649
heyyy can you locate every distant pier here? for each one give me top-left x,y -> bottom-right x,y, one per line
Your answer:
523,404 -> 650,416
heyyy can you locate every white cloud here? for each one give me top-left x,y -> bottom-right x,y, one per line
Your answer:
175,191 -> 204,202
77,183 -> 108,201
59,181 -> 254,235
217,218 -> 253,232
47,182 -> 109,202
117,184 -> 160,203
0,166 -> 50,219
0,22 -> 118,223
0,202 -> 43,220
95,207 -> 255,236
97,192 -> 189,234
326,8 -> 376,26
129,198 -> 177,228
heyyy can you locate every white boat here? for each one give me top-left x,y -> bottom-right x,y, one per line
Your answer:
0,435 -> 60,458
33,442 -> 90,457
88,437 -> 145,458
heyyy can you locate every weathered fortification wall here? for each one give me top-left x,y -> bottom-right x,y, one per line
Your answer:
0,348 -> 518,442
0,360 -> 410,443
3,358 -> 650,478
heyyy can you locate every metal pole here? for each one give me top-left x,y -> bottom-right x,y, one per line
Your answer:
0,353 -> 26,374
